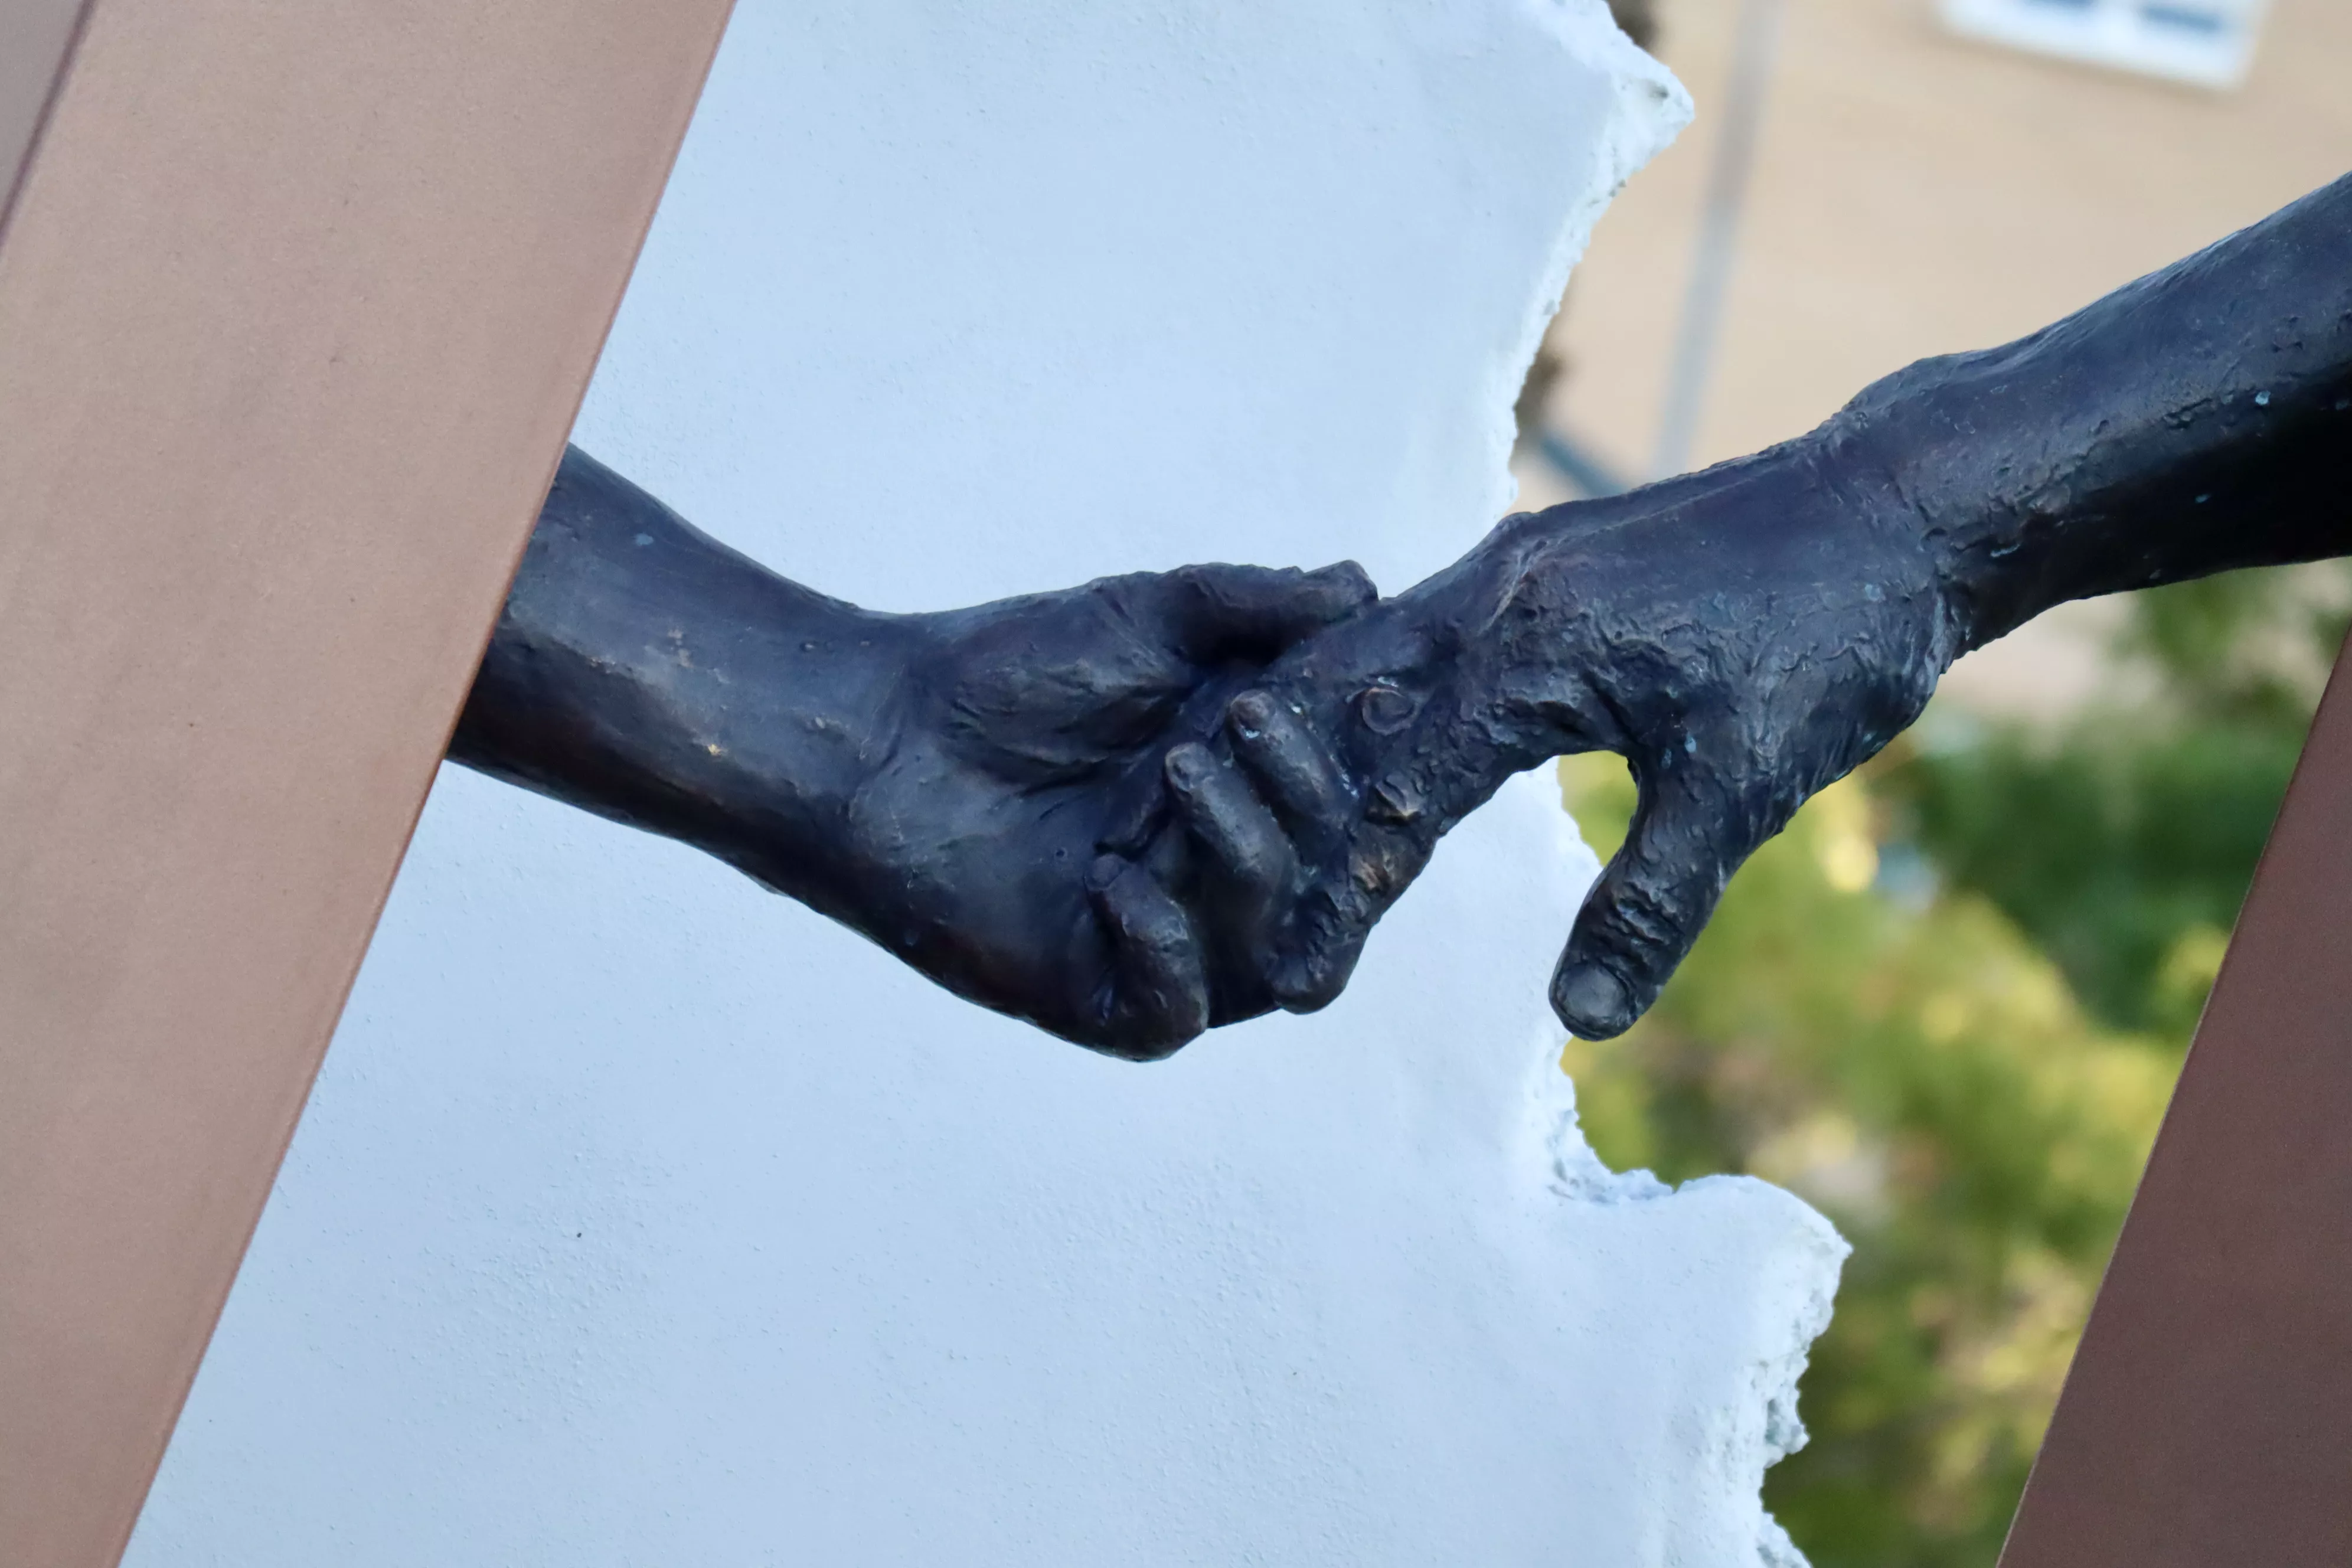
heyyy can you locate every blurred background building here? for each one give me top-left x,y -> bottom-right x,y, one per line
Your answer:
1518,2 -> 2352,1563
1523,0 -> 2349,714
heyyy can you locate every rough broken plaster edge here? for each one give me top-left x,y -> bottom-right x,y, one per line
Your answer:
1479,0 -> 1693,522
1520,785 -> 1851,1566
1530,1050 -> 1851,1567
1460,24 -> 1844,1559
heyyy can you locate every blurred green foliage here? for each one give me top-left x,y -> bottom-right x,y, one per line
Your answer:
1556,561 -> 2352,1567
1892,568 -> 2352,1040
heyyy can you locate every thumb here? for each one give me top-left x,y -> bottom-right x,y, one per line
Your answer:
1161,561 -> 1378,664
1551,751 -> 1785,1039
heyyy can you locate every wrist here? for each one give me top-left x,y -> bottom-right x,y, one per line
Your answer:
1255,530 -> 1593,852
1819,389 -> 1999,664
682,599 -> 924,912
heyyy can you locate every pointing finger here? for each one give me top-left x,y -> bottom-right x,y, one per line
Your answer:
1550,750 -> 1786,1039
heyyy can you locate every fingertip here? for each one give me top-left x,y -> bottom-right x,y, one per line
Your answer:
1301,560 -> 1378,618
1550,962 -> 1635,1039
1226,688 -> 1277,736
1164,741 -> 1217,792
1549,751 -> 1763,1040
1269,951 -> 1348,1015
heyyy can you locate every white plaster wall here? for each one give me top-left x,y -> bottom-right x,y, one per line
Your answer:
130,4 -> 1846,1563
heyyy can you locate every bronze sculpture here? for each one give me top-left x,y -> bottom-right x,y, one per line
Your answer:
453,446 -> 1372,1057
455,171 -> 2352,1058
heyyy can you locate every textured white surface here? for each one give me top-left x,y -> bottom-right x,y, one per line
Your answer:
132,4 -> 1847,1562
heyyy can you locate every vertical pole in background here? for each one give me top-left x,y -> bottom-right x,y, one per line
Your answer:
1997,633 -> 2352,1568
1649,0 -> 1783,481
0,3 -> 733,1563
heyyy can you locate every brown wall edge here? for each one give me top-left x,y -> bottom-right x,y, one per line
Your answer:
1998,631 -> 2352,1567
0,3 -> 735,1563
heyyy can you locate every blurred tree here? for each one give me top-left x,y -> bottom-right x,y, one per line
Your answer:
1561,756 -> 2173,1565
1889,563 -> 2352,1035
1555,560 -> 2351,1566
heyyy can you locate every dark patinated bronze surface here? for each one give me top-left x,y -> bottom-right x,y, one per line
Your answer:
1185,168 -> 2352,1043
455,171 -> 2352,1058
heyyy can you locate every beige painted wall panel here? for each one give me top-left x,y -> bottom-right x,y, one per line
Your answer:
0,2 -> 731,1563
1552,0 -> 2352,479
1512,0 -> 2352,717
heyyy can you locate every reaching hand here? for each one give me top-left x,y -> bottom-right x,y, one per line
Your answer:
881,170 -> 2352,1050
471,181 -> 2349,1057
1126,435 -> 1952,1041
1132,172 -> 2352,1044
